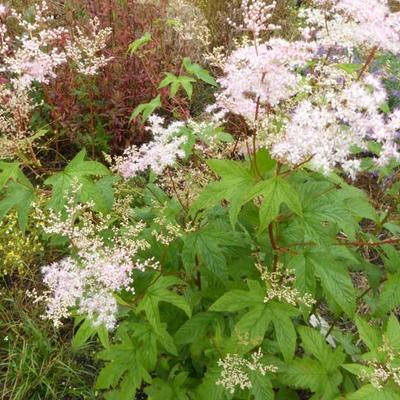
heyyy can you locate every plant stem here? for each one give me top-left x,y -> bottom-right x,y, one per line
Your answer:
357,46 -> 378,81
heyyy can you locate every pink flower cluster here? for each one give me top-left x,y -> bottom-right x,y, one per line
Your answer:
115,115 -> 187,178
213,0 -> 400,176
0,2 -> 112,89
302,0 -> 400,53
272,75 -> 400,177
39,195 -> 155,329
228,0 -> 281,38
217,39 -> 314,121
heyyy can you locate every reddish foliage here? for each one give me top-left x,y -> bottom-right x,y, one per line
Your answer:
43,0 -> 189,154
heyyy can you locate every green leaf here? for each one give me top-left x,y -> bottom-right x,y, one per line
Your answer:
190,159 -> 255,227
159,73 -> 196,100
297,326 -> 345,368
272,309 -> 297,362
347,384 -> 400,400
183,57 -> 218,86
174,312 -> 217,345
355,316 -> 382,352
385,315 -> 400,352
250,177 -> 302,232
255,148 -> 276,177
72,318 -> 96,351
0,161 -> 31,190
210,281 -> 264,312
45,149 -> 111,212
0,182 -> 35,231
127,32 -> 152,54
377,274 -> 400,316
281,358 -> 326,392
250,371 -> 274,400
342,363 -> 373,379
129,95 -> 162,123
234,305 -> 271,345
182,223 -> 247,280
309,252 -> 356,317
137,276 -> 191,331
334,63 -> 362,74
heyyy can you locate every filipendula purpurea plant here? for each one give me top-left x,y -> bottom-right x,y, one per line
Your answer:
1,0 -> 399,399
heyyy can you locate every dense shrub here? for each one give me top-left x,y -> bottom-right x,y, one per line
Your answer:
0,0 -> 400,399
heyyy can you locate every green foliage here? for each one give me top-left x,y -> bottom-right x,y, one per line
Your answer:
130,95 -> 162,123
0,212 -> 44,277
127,32 -> 152,54
0,162 -> 35,231
159,73 -> 197,100
2,31 -> 399,400
45,149 -> 112,212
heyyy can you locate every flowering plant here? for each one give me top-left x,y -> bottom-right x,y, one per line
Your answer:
1,0 -> 400,399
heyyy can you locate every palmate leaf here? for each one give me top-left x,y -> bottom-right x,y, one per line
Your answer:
0,161 -> 31,190
182,220 -> 248,280
129,95 -> 162,123
44,149 -> 112,212
137,276 -> 191,332
0,161 -> 34,231
159,73 -> 196,100
307,250 -> 356,317
127,32 -> 152,54
190,159 -> 256,227
0,181 -> 35,231
183,57 -> 218,87
250,177 -> 302,233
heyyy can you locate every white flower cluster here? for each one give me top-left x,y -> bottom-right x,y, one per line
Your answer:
115,115 -> 187,178
217,39 -> 314,121
228,0 -> 281,38
216,348 -> 277,394
302,0 -> 400,53
0,2 -> 67,90
65,17 -> 113,76
259,263 -> 316,308
360,338 -> 400,390
151,214 -> 183,246
0,84 -> 36,159
0,2 -> 112,88
271,73 -> 400,177
37,190 -> 155,330
0,1 -> 112,160
210,0 -> 400,177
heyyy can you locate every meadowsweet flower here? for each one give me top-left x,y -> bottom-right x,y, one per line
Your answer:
301,0 -> 400,53
115,115 -> 187,178
271,72 -> 400,176
0,84 -> 37,159
228,0 -> 280,38
217,39 -> 314,121
37,188 -> 156,329
258,263 -> 316,308
217,348 -> 277,394
65,17 -> 113,75
0,2 -> 112,159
